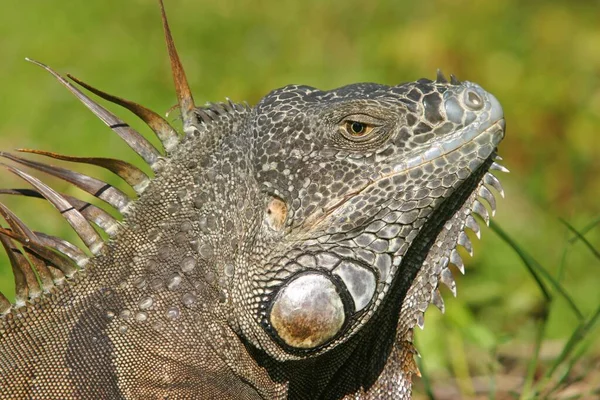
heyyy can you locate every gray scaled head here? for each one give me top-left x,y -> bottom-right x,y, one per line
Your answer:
226,74 -> 504,359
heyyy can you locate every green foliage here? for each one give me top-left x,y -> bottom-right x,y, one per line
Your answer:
0,0 -> 598,397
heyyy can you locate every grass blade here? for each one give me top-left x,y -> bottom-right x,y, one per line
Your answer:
519,323 -> 544,400
545,335 -> 596,397
560,218 -> 600,260
491,221 -> 584,321
487,348 -> 498,400
568,215 -> 600,244
543,304 -> 600,384
520,307 -> 550,400
490,221 -> 551,302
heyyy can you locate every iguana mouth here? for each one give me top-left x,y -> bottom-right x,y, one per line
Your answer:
306,116 -> 505,231
392,118 -> 505,174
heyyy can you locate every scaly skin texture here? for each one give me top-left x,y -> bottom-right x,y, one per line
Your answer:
0,2 -> 506,399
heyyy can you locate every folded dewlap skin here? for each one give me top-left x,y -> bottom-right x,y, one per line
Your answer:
0,1 -> 507,399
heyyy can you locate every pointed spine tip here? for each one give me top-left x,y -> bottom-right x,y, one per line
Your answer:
416,312 -> 425,330
440,269 -> 457,297
159,0 -> 196,128
450,248 -> 465,274
478,185 -> 497,217
66,73 -> 180,153
17,148 -> 150,195
5,165 -> 104,254
458,231 -> 473,256
484,172 -> 505,198
25,59 -> 161,169
432,289 -> 445,313
465,215 -> 481,240
436,69 -> 448,83
472,199 -> 490,226
490,161 -> 510,173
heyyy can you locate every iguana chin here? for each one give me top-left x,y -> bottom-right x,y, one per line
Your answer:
0,1 -> 507,398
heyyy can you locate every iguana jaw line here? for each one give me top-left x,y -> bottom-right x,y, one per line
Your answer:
392,118 -> 505,174
305,117 -> 505,231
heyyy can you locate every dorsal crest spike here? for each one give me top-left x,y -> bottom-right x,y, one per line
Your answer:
0,227 -> 78,277
0,235 -> 32,305
159,0 -> 196,133
66,74 -> 181,153
0,188 -> 120,238
16,148 -> 151,195
0,151 -> 131,213
24,58 -> 162,170
4,164 -> 105,255
436,69 -> 448,83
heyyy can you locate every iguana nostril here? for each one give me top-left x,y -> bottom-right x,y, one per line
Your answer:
464,89 -> 484,110
269,273 -> 345,349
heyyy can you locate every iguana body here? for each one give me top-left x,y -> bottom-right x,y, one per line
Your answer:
0,2 -> 507,398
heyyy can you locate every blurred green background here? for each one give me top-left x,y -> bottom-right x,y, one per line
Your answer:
0,0 -> 598,398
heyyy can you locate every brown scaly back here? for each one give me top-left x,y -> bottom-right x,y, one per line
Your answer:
0,0 -> 197,316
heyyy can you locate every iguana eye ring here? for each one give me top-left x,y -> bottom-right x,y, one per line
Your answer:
341,120 -> 374,140
348,121 -> 366,135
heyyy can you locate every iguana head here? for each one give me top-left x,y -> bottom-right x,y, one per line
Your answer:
231,77 -> 505,359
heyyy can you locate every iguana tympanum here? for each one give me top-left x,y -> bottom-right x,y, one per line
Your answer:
0,1 -> 507,398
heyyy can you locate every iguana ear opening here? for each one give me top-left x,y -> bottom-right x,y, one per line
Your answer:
265,197 -> 288,232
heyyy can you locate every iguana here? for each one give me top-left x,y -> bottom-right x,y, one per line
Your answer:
0,1 -> 507,398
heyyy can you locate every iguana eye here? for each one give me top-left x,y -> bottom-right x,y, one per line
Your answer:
341,120 -> 374,139
348,121 -> 367,135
